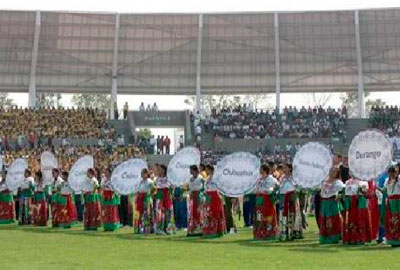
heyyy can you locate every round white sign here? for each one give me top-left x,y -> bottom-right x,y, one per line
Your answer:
111,158 -> 147,195
167,147 -> 201,186
349,130 -> 393,180
6,158 -> 28,191
213,152 -> 260,197
68,155 -> 94,192
293,142 -> 333,189
41,151 -> 58,186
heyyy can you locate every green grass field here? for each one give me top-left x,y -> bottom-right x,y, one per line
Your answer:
0,219 -> 399,270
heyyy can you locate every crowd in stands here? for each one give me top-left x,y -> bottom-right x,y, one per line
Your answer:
369,105 -> 400,137
0,107 -> 114,151
192,105 -> 348,141
138,135 -> 177,155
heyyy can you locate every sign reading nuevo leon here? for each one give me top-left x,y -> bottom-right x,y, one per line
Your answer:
111,158 -> 147,195
293,142 -> 333,189
167,147 -> 201,186
349,130 -> 393,181
213,152 -> 260,197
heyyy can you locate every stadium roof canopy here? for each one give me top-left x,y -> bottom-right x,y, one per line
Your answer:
0,8 -> 400,96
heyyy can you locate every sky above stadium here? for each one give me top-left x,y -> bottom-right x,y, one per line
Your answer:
2,0 -> 400,110
1,0 -> 400,13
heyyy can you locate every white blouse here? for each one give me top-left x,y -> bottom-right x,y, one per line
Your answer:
35,182 -> 46,192
255,175 -> 279,194
84,177 -> 99,192
189,176 -> 204,192
385,177 -> 400,196
137,179 -> 154,194
60,182 -> 74,195
320,179 -> 345,198
155,177 -> 170,189
344,179 -> 368,196
0,182 -> 7,192
205,178 -> 218,192
101,180 -> 113,191
279,176 -> 297,194
21,177 -> 34,190
54,176 -> 64,189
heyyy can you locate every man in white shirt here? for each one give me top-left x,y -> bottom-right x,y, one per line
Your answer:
139,102 -> 145,112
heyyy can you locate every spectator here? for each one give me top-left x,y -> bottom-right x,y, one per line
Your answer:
146,104 -> 151,112
139,102 -> 145,112
123,102 -> 129,119
156,135 -> 161,155
178,135 -> 184,150
149,136 -> 157,155
117,135 -> 125,147
164,136 -> 171,155
152,103 -> 158,112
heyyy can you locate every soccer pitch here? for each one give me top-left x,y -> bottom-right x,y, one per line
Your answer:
0,220 -> 398,270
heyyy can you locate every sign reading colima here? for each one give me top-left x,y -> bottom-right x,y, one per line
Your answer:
122,172 -> 139,179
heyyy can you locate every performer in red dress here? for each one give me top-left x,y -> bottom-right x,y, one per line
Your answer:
101,169 -> 120,231
384,166 -> 400,247
367,179 -> 379,241
185,165 -> 204,236
51,168 -> 64,227
202,165 -> 226,238
342,178 -> 372,245
253,164 -> 279,240
134,169 -> 155,234
56,172 -> 78,228
0,178 -> 15,224
32,171 -> 48,226
83,168 -> 102,230
154,165 -> 174,234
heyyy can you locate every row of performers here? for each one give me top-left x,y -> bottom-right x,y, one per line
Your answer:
0,163 -> 400,246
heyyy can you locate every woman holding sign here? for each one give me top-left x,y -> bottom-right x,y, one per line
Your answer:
18,169 -> 35,225
56,172 -> 78,228
318,168 -> 345,244
384,166 -> 400,247
154,165 -> 174,235
134,169 -> 155,234
278,164 -> 303,241
83,169 -> 102,230
253,164 -> 279,241
342,178 -> 372,245
0,178 -> 15,224
185,165 -> 204,237
32,171 -> 49,226
101,169 -> 120,231
201,165 -> 226,238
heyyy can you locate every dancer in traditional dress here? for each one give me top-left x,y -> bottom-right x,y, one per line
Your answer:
18,169 -> 35,225
185,165 -> 204,236
101,169 -> 120,231
51,168 -> 64,227
342,177 -> 372,245
384,166 -> 400,247
279,163 -> 303,240
56,171 -> 77,228
253,164 -> 279,240
0,177 -> 15,224
318,167 -> 344,244
134,168 -> 155,234
201,165 -> 226,238
173,186 -> 187,230
154,165 -> 174,234
83,168 -> 102,230
32,171 -> 48,226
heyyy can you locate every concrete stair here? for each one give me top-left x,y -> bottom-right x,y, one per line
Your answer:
107,120 -> 134,144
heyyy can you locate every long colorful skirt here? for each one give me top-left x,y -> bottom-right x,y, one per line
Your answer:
254,193 -> 279,240
202,190 -> 226,238
32,192 -> 48,226
318,197 -> 343,244
84,193 -> 102,230
279,191 -> 303,240
385,195 -> 400,246
154,188 -> 174,234
0,190 -> 15,224
187,191 -> 203,236
343,195 -> 372,245
18,189 -> 33,225
50,193 -> 60,227
134,192 -> 153,234
101,190 -> 120,231
369,195 -> 379,240
56,194 -> 78,228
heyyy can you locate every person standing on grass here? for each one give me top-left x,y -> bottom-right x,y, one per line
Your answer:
342,177 -> 372,245
384,166 -> 400,247
0,177 -> 15,224
18,169 -> 35,225
184,165 -> 204,236
51,168 -> 64,227
154,165 -> 174,234
32,171 -> 48,226
134,168 -> 155,234
101,169 -> 120,231
56,171 -> 77,228
201,165 -> 226,238
83,168 -> 102,230
318,167 -> 345,244
253,164 -> 279,241
278,163 -> 303,241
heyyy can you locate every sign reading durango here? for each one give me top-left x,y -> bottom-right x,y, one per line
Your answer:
349,130 -> 392,180
213,152 -> 260,197
167,147 -> 201,186
111,158 -> 147,195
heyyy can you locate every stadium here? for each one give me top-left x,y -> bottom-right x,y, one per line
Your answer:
1,4 -> 400,270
